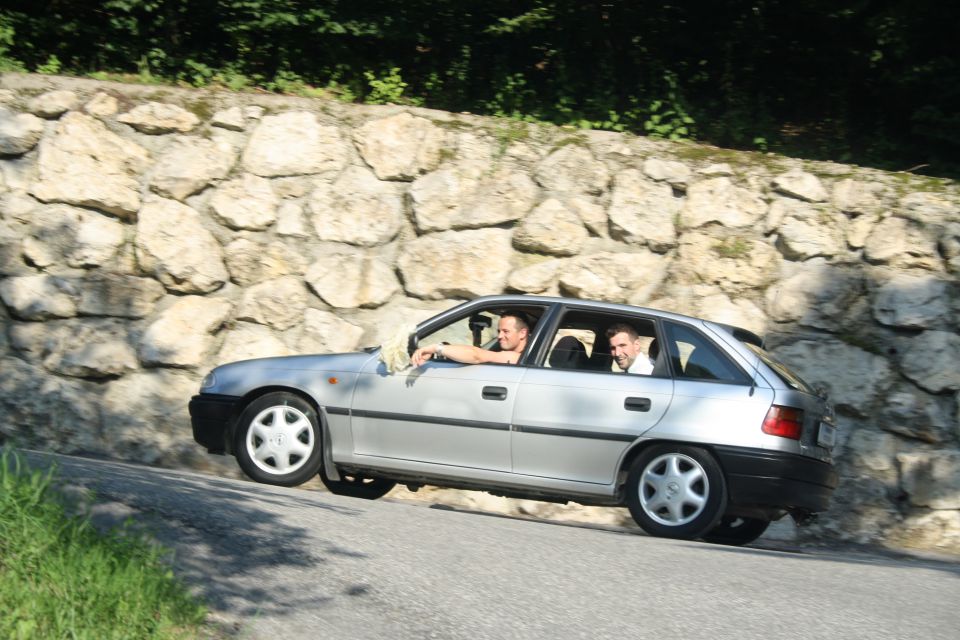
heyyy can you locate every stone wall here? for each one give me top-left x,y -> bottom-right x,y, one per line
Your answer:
1,73 -> 958,554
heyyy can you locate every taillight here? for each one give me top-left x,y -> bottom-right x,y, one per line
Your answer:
762,405 -> 804,440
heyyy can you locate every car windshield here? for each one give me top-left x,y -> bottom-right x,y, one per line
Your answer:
744,343 -> 814,393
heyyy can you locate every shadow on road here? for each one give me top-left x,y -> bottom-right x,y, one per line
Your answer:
16,445 -> 960,639
18,449 -> 376,623
422,497 -> 960,577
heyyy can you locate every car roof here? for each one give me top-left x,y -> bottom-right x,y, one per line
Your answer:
455,293 -> 697,324
435,294 -> 763,344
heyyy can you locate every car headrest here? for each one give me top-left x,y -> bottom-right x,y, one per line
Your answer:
549,336 -> 588,369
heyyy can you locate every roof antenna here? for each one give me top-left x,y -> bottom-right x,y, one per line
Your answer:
749,344 -> 762,396
750,287 -> 777,396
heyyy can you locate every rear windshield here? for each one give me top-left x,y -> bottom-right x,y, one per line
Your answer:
744,343 -> 814,393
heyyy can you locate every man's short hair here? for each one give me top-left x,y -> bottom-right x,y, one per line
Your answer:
606,323 -> 639,341
502,312 -> 531,332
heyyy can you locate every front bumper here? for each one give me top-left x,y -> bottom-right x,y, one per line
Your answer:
713,445 -> 839,513
189,393 -> 242,454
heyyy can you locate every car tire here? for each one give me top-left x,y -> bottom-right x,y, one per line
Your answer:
625,444 -> 727,540
320,472 -> 396,500
234,392 -> 324,487
702,516 -> 770,546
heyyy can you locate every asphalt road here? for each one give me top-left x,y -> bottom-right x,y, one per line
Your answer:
17,451 -> 960,640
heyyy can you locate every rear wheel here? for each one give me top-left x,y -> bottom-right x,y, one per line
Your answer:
234,392 -> 323,487
320,472 -> 396,500
625,444 -> 727,540
702,516 -> 770,546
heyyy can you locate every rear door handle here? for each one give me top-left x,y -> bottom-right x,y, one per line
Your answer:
624,397 -> 651,412
482,386 -> 508,401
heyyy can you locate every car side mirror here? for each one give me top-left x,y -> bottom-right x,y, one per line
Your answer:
469,314 -> 492,347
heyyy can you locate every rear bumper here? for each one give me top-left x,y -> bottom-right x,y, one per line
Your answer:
713,445 -> 839,513
189,394 -> 242,454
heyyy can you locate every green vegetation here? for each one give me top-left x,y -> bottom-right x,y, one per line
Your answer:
671,142 -> 760,169
551,134 -> 590,151
363,67 -> 420,106
492,120 -> 532,157
0,1 -> 956,178
185,98 -> 217,122
836,331 -> 885,356
713,237 -> 752,260
890,171 -> 953,194
0,450 -> 213,640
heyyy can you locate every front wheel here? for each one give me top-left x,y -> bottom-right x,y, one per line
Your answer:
234,392 -> 324,487
625,444 -> 727,540
320,472 -> 396,500
702,516 -> 770,546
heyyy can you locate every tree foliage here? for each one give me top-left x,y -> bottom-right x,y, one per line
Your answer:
1,1 -> 956,176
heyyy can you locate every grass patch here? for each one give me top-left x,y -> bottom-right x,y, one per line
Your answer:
186,98 -> 217,122
430,118 -> 475,132
437,147 -> 458,163
0,450 -> 214,640
492,119 -> 532,156
712,237 -> 751,259
670,141 -> 744,165
551,134 -> 589,151
671,140 -> 791,174
889,171 -> 953,195
87,70 -> 168,86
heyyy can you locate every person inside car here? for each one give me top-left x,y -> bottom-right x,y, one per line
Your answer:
606,323 -> 654,374
411,313 -> 530,366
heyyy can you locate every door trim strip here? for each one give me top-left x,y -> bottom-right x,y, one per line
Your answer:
351,409 -> 510,431
512,424 -> 637,442
348,409 -> 638,442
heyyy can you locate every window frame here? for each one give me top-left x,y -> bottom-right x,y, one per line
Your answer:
414,301 -> 557,367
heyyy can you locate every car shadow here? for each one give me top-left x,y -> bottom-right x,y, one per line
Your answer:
418,497 -> 960,576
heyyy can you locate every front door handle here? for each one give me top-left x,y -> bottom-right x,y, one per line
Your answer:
625,397 -> 651,412
482,386 -> 508,401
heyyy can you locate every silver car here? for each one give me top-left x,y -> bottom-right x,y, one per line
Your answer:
190,295 -> 838,546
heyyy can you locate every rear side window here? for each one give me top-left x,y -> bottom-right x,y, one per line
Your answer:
663,322 -> 750,384
536,308 -> 661,375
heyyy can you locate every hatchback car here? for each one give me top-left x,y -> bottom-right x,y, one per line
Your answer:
190,295 -> 838,545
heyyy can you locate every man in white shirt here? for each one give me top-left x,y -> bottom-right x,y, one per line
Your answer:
606,323 -> 654,375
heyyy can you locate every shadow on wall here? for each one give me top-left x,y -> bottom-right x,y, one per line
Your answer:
0,289 -> 211,472
757,257 -> 959,549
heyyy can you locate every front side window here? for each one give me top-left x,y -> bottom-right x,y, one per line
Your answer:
663,321 -> 750,384
424,311 -> 497,349
418,305 -> 547,362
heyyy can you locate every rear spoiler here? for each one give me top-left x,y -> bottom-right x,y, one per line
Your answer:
718,324 -> 764,348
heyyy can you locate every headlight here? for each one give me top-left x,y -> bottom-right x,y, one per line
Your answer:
200,372 -> 217,390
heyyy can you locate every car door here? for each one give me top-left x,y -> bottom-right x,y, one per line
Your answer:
351,357 -> 524,472
643,320 -> 770,448
348,301 -> 555,473
510,311 -> 674,485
